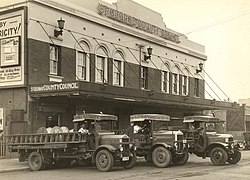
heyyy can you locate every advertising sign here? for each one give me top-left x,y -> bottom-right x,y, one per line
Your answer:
0,108 -> 3,131
1,36 -> 20,67
0,15 -> 23,86
0,16 -> 22,38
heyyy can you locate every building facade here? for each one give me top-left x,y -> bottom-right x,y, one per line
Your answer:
0,0 -> 240,134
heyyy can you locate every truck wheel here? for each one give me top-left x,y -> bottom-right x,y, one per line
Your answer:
172,150 -> 189,166
227,151 -> 241,164
28,152 -> 45,171
210,147 -> 228,166
121,151 -> 137,169
96,149 -> 114,172
152,146 -> 172,168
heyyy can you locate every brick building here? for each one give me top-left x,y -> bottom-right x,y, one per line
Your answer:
0,0 -> 240,134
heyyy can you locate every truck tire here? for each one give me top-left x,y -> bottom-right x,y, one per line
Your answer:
210,147 -> 228,166
172,149 -> 189,166
152,146 -> 172,168
120,151 -> 137,169
95,149 -> 114,172
227,151 -> 241,164
28,151 -> 45,171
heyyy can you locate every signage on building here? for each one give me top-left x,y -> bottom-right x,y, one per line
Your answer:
30,82 -> 80,93
97,4 -> 180,43
0,15 -> 23,86
0,16 -> 22,38
0,66 -> 21,82
1,36 -> 20,67
0,108 -> 3,131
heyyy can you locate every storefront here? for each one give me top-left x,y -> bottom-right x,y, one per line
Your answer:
0,0 -> 243,135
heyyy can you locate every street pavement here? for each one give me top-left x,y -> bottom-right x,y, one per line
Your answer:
0,150 -> 249,175
0,158 -> 28,173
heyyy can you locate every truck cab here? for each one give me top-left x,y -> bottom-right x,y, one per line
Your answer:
183,115 -> 241,165
130,114 -> 188,168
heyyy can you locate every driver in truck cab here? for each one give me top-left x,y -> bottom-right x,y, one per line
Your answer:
78,122 -> 89,134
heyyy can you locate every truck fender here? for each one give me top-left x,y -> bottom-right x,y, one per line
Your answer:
92,145 -> 117,162
204,142 -> 229,156
151,143 -> 172,152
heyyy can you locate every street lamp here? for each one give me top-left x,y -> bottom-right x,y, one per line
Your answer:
54,18 -> 65,37
144,46 -> 153,61
196,62 -> 203,73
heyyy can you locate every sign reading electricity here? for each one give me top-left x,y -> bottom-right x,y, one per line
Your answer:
30,82 -> 80,93
0,16 -> 22,38
97,4 -> 180,43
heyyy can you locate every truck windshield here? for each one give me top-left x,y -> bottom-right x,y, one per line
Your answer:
153,121 -> 169,132
96,121 -> 114,133
206,122 -> 224,132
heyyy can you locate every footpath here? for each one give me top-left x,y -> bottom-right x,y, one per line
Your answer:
0,158 -> 29,173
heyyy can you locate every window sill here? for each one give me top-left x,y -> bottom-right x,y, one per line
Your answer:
48,74 -> 64,82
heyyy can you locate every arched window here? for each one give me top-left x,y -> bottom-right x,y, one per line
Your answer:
182,67 -> 190,96
161,62 -> 170,93
113,51 -> 124,86
76,41 -> 90,81
96,45 -> 108,83
172,64 -> 180,95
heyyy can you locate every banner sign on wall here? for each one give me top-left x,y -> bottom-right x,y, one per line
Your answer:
0,108 -> 3,131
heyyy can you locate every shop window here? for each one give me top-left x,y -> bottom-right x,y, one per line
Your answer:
77,51 -> 89,81
194,78 -> 200,97
182,75 -> 189,96
162,71 -> 169,93
141,66 -> 148,89
50,45 -> 60,75
113,60 -> 122,86
172,73 -> 179,95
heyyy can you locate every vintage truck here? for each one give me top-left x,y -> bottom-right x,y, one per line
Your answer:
129,114 -> 188,168
182,115 -> 241,166
6,113 -> 136,172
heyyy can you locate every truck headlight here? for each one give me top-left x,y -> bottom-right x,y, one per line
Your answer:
225,137 -> 229,143
120,146 -> 124,151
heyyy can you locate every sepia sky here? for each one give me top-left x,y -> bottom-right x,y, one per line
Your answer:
104,0 -> 250,102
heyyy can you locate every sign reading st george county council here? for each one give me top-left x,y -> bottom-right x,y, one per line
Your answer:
30,82 -> 80,93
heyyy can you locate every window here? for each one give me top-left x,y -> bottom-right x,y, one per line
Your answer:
172,73 -> 179,95
96,56 -> 105,83
162,71 -> 169,93
182,75 -> 189,96
113,60 -> 122,86
50,45 -> 59,75
77,51 -> 87,80
141,66 -> 148,89
194,78 -> 199,97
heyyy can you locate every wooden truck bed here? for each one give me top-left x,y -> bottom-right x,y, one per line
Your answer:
6,132 -> 87,150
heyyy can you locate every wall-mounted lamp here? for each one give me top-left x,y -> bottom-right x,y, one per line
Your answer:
196,62 -> 203,73
144,46 -> 153,61
54,18 -> 65,37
